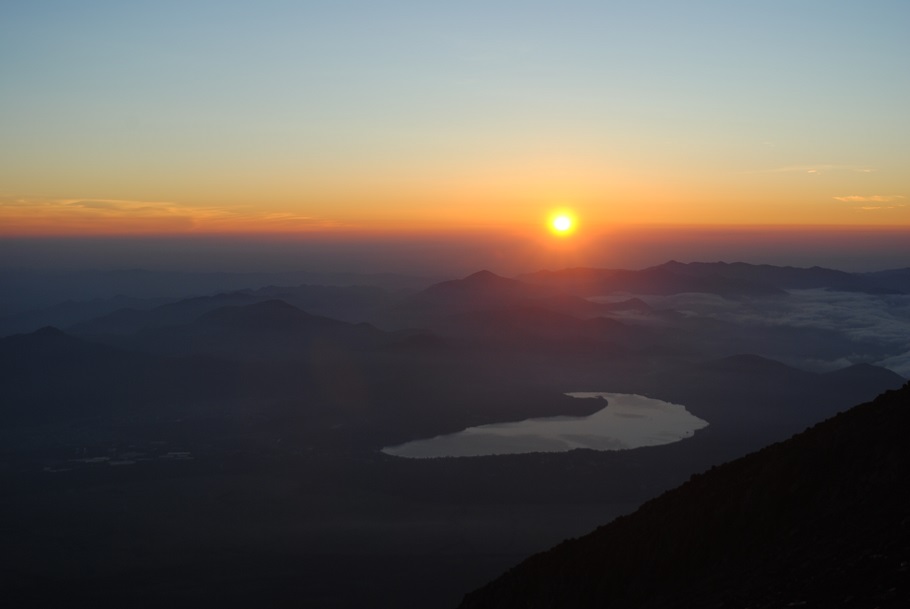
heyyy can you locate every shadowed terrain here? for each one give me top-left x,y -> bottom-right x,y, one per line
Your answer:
459,383 -> 910,609
1,262 -> 907,608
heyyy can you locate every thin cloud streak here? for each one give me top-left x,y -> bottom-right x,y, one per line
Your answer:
0,195 -> 341,235
834,195 -> 904,203
744,165 -> 876,175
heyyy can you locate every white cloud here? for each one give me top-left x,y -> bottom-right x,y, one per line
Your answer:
643,289 -> 910,369
834,195 -> 905,203
876,350 -> 910,379
746,164 -> 875,175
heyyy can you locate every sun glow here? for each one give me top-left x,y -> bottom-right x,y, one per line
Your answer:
549,212 -> 576,236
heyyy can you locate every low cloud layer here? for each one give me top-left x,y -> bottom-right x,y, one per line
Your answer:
640,290 -> 910,377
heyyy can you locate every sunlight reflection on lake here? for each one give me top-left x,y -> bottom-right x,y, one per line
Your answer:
382,393 -> 709,458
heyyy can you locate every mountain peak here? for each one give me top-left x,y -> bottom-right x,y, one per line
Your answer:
462,269 -> 509,283
421,270 -> 539,297
707,353 -> 805,375
0,325 -> 104,358
31,325 -> 69,338
826,362 -> 907,384
198,299 -> 314,329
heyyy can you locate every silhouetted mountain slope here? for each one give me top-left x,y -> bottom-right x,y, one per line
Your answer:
413,270 -> 552,309
0,327 -> 206,425
824,362 -> 908,396
863,267 -> 910,293
0,268 -> 430,315
1,325 -> 98,355
430,305 -> 641,351
128,299 -> 389,361
459,383 -> 910,609
199,298 -> 328,329
251,283 -> 395,322
67,306 -> 153,336
69,291 -> 261,336
519,261 -> 910,297
69,283 -> 395,339
379,270 -> 659,332
634,355 -> 905,446
529,293 -> 653,316
654,260 -> 899,293
643,354 -> 821,418
519,266 -> 786,297
0,295 -> 176,337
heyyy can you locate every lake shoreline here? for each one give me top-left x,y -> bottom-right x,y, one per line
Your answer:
382,393 -> 710,459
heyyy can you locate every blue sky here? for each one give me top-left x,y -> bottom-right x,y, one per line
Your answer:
2,0 -> 909,233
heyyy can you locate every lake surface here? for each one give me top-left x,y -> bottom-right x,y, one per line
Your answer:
382,393 -> 709,458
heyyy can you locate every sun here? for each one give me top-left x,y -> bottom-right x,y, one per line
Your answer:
549,212 -> 576,236
553,215 -> 572,232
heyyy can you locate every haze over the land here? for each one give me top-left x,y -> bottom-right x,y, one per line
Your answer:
3,226 -> 910,279
3,259 -> 908,608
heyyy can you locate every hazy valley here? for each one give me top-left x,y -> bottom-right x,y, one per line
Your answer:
2,261 -> 908,608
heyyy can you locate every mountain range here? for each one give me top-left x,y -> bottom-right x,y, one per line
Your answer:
2,261 -> 908,608
3,261 -> 909,338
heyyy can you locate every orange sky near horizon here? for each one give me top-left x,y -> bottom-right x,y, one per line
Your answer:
2,2 -> 908,241
1,173 -> 908,239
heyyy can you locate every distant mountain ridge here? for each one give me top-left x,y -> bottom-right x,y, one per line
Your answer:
518,261 -> 908,296
656,260 -> 903,293
411,270 -> 551,308
126,299 -> 391,362
518,265 -> 787,297
638,354 -> 906,447
0,269 -> 424,335
0,325 -> 210,425
459,382 -> 910,609
4,261 -> 909,609
52,264 -> 910,383
6,261 -> 907,338
66,284 -> 394,338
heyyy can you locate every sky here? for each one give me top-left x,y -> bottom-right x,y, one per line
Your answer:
1,1 -> 909,271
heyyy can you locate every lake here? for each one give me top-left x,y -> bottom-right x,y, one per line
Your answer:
382,393 -> 709,458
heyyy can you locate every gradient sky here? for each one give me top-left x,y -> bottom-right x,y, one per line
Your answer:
2,0 -> 909,240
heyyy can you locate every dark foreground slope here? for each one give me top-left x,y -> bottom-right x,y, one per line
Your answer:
459,383 -> 910,609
